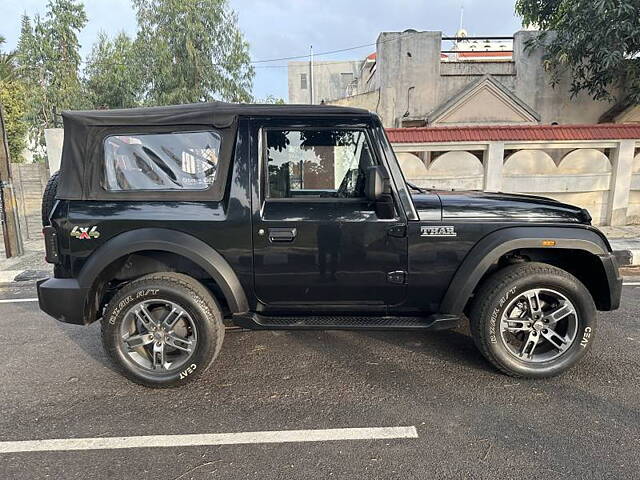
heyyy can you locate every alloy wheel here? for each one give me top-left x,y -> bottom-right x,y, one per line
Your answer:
499,288 -> 578,363
118,299 -> 198,373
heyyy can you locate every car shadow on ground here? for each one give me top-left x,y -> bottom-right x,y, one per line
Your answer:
289,323 -> 494,388
363,325 -> 490,371
54,318 -> 495,384
53,320 -> 120,374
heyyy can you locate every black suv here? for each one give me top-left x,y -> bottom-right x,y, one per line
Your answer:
38,102 -> 622,387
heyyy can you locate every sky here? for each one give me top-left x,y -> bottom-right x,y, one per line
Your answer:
2,0 -> 523,101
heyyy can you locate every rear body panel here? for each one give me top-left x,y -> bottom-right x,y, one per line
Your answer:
50,118 -> 255,308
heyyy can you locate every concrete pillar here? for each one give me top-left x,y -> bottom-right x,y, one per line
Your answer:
483,142 -> 505,192
44,128 -> 64,175
416,151 -> 430,168
607,139 -> 636,226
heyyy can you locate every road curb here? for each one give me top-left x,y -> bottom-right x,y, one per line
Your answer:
613,249 -> 640,267
0,270 -> 49,284
0,270 -> 24,283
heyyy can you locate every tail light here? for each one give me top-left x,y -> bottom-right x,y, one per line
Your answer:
43,226 -> 60,264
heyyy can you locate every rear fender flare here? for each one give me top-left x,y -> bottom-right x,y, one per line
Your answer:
439,226 -> 609,314
78,228 -> 249,314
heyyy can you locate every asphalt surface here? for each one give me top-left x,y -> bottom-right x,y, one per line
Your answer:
0,282 -> 639,479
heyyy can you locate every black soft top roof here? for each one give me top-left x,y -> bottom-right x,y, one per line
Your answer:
61,101 -> 371,128
58,101 -> 372,200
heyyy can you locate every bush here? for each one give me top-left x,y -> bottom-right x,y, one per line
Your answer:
0,80 -> 28,163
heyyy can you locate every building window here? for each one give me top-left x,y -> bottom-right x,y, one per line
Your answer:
300,73 -> 308,90
340,72 -> 354,91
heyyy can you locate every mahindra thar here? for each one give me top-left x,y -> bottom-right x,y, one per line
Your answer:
37,102 -> 622,387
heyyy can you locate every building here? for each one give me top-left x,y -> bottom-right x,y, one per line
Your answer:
287,60 -> 363,105
285,30 -> 640,226
288,29 -> 639,128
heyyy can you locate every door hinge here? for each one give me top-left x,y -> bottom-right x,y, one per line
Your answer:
387,224 -> 406,238
387,270 -> 407,285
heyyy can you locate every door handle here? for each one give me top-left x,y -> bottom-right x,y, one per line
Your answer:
268,228 -> 297,243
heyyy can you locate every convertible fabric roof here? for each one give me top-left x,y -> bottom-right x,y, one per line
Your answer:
58,101 -> 372,200
62,101 -> 371,128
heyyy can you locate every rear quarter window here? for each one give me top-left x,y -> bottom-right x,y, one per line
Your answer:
103,131 -> 221,191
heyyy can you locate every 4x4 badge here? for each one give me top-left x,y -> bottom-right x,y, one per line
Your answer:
420,226 -> 457,237
71,226 -> 100,240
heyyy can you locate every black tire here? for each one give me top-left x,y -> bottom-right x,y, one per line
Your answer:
469,262 -> 596,378
41,171 -> 60,226
101,272 -> 224,388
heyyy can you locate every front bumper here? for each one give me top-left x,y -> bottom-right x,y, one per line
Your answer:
37,278 -> 89,325
599,253 -> 622,311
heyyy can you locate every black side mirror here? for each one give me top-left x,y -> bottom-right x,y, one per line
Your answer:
365,166 -> 389,201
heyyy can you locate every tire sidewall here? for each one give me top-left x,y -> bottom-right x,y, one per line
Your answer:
103,279 -> 220,387
483,270 -> 596,377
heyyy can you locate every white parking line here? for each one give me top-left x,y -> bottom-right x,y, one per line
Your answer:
0,298 -> 38,303
0,426 -> 418,454
624,282 -> 640,286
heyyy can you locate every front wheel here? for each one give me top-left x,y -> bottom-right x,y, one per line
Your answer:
101,273 -> 224,388
470,262 -> 596,378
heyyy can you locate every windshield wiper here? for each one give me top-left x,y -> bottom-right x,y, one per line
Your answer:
406,181 -> 427,194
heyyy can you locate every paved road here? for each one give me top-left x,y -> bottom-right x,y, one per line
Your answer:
1,282 -> 639,479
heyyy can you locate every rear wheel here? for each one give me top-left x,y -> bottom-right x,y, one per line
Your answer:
470,262 -> 596,378
101,273 -> 224,388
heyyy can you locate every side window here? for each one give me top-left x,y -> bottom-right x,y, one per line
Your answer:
265,129 -> 376,199
103,131 -> 221,191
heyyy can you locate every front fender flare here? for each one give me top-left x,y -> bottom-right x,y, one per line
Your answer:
78,228 -> 249,314
439,226 -> 609,315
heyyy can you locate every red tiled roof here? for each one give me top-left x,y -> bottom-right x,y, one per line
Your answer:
366,52 -> 376,61
386,124 -> 640,143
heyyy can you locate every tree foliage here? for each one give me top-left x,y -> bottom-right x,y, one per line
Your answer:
516,0 -> 640,104
132,0 -> 254,105
16,0 -> 87,159
0,37 -> 28,162
256,95 -> 286,104
0,81 -> 29,163
85,32 -> 142,109
0,35 -> 18,83
11,0 -> 259,162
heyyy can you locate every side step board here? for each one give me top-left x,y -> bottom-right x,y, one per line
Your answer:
232,313 -> 461,331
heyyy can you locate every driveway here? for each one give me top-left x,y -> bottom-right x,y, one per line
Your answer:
1,282 -> 639,479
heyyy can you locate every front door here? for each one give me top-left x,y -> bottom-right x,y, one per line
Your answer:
252,121 -> 407,313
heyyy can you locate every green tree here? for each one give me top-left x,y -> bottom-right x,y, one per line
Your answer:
0,81 -> 29,163
133,0 -> 254,105
0,35 -> 18,83
0,36 -> 28,162
45,0 -> 88,113
256,94 -> 285,104
16,1 -> 87,159
516,0 -> 640,104
85,32 -> 142,109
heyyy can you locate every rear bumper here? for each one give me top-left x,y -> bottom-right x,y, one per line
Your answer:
37,278 -> 89,325
599,253 -> 622,311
